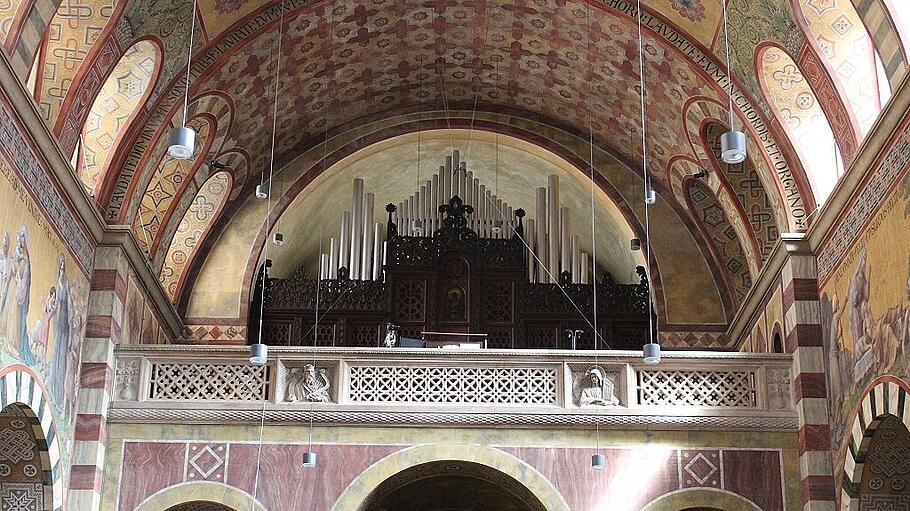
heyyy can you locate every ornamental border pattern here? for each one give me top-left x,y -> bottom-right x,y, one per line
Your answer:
0,98 -> 95,275
107,407 -> 798,431
818,122 -> 910,284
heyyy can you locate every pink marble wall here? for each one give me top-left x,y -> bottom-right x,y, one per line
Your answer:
114,442 -> 784,510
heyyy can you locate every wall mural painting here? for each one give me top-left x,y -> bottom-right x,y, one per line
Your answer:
0,155 -> 89,447
823,168 -> 910,470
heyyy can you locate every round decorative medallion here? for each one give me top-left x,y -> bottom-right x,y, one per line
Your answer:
0,464 -> 10,476
10,419 -> 25,429
893,478 -> 907,491
870,477 -> 884,490
23,464 -> 37,477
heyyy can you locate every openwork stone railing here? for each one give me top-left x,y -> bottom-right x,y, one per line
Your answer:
111,346 -> 796,430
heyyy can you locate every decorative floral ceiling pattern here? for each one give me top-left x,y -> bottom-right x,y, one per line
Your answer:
160,171 -> 231,299
79,40 -> 157,193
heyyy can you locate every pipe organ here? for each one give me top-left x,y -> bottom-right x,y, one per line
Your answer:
259,149 -> 652,350
317,149 -> 594,285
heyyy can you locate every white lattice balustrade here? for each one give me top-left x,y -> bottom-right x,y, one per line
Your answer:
348,366 -> 558,405
637,369 -> 756,407
148,363 -> 269,401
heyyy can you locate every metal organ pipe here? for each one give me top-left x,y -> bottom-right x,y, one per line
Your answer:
535,187 -> 547,281
547,175 -> 560,283
372,222 -> 382,280
560,207 -> 570,274
339,211 -> 351,273
526,219 -> 537,283
329,237 -> 338,279
361,193 -> 375,280
350,178 -> 364,277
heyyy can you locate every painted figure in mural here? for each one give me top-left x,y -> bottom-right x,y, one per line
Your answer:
13,226 -> 32,365
821,293 -> 851,411
49,256 -> 71,403
0,231 -> 12,351
578,366 -> 619,406
849,248 -> 873,378
29,287 -> 57,360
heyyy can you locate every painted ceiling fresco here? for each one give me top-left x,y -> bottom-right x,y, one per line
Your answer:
759,45 -> 840,205
797,0 -> 888,135
79,39 -> 157,194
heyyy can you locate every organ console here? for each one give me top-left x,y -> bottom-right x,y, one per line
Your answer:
258,150 -> 652,350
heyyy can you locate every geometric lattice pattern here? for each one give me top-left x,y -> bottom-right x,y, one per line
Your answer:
159,171 -> 230,300
348,366 -> 557,405
149,363 -> 268,401
637,370 -> 756,407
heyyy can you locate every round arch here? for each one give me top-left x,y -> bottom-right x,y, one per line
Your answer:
330,444 -> 570,511
0,365 -> 62,511
840,376 -> 910,510
133,481 -> 267,511
639,488 -> 762,511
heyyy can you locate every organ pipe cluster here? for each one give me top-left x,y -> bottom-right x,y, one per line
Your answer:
317,150 -> 593,284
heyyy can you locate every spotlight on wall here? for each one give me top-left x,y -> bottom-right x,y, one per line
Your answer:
249,343 -> 268,365
208,159 -> 227,170
491,220 -> 504,233
721,130 -> 747,164
645,189 -> 657,205
630,238 -> 641,251
412,219 -> 424,235
302,451 -> 317,468
167,126 -> 196,160
592,454 -> 606,470
256,184 -> 269,199
272,231 -> 284,246
693,170 -> 707,180
643,343 -> 661,365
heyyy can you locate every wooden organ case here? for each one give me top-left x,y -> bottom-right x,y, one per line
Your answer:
260,195 -> 654,350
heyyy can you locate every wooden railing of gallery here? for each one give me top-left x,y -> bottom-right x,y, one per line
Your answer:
110,346 -> 797,430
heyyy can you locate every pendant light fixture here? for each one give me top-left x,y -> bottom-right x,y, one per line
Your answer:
719,0 -> 746,164
250,0 -> 286,365
634,0 -> 661,365
167,0 -> 198,160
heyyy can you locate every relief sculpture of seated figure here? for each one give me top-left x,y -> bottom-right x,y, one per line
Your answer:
578,366 -> 619,407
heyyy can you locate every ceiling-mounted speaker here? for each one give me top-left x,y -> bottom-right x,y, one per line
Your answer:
645,189 -> 657,205
303,451 -> 317,468
630,238 -> 641,251
256,184 -> 269,199
592,454 -> 606,470
272,232 -> 284,246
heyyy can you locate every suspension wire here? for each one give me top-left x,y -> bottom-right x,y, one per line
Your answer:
181,0 -> 197,128
251,2 -> 286,506
721,0 -> 735,129
585,0 -> 602,456
636,0 -> 656,346
461,2 -> 493,163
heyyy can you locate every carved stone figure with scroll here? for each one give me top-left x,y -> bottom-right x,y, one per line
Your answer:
286,364 -> 332,403
576,366 -> 619,407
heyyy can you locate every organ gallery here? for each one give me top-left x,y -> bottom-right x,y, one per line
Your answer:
0,0 -> 908,510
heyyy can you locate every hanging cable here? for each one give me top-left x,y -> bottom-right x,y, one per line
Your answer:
251,1 -> 286,505
636,0 -> 659,358
182,0 -> 197,128
721,0 -> 735,130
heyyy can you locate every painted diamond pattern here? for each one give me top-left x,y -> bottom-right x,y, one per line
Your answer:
187,444 -> 225,481
683,451 -> 719,486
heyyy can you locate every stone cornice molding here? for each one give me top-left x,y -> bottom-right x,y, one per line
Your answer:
107,407 -> 798,431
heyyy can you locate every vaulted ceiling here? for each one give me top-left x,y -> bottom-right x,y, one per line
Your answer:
4,0 -> 906,337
